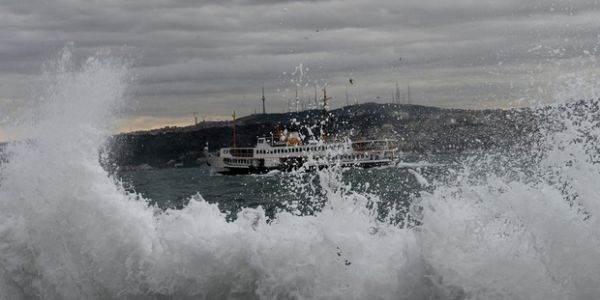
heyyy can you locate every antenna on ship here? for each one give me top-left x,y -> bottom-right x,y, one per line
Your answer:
314,85 -> 318,109
321,87 -> 331,142
295,86 -> 299,113
261,85 -> 266,115
322,87 -> 331,111
395,83 -> 401,104
193,112 -> 198,125
232,110 -> 237,148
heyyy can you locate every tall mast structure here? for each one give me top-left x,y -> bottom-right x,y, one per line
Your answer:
320,87 -> 332,142
314,85 -> 318,108
395,83 -> 401,104
232,110 -> 237,148
295,87 -> 299,113
345,89 -> 349,106
261,85 -> 266,115
322,87 -> 331,111
407,83 -> 411,104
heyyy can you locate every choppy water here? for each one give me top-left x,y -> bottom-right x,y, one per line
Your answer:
2,50 -> 600,299
118,160 -> 450,220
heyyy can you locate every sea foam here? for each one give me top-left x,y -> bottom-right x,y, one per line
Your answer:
1,49 -> 600,299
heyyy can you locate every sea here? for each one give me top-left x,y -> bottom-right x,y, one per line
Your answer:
117,157 -> 451,221
1,51 -> 600,299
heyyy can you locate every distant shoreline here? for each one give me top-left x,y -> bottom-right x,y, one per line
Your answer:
108,102 -> 539,169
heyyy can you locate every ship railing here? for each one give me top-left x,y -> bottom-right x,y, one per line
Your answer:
229,148 -> 255,158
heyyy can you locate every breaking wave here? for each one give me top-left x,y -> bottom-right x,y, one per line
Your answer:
1,50 -> 600,299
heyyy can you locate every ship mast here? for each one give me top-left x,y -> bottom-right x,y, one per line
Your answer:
261,85 -> 266,115
321,87 -> 331,142
232,110 -> 237,148
322,87 -> 330,111
295,86 -> 299,113
314,85 -> 318,109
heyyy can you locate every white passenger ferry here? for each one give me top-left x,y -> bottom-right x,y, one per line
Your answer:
206,131 -> 399,174
206,88 -> 399,174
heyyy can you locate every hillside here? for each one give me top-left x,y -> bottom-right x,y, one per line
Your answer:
108,102 -> 538,168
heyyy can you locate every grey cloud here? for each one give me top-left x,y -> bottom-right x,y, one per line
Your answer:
1,0 -> 600,127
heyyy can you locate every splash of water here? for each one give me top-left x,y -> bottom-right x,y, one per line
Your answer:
2,50 -> 600,299
0,51 -> 439,299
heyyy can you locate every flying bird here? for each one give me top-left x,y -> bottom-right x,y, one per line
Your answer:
349,78 -> 354,85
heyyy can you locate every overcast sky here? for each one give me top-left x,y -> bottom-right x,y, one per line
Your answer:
1,0 -> 600,134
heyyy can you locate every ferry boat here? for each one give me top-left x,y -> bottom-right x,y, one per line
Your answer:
206,87 -> 399,174
206,133 -> 399,174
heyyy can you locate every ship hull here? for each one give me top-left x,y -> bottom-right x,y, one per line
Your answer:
208,155 -> 395,175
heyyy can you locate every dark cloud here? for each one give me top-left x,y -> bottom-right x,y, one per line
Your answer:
1,0 -> 600,130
